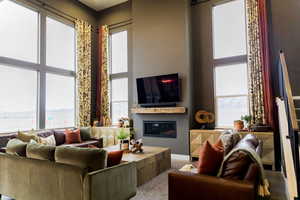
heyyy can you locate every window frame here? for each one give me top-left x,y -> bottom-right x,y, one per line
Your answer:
109,28 -> 129,125
0,0 -> 76,133
212,0 -> 250,128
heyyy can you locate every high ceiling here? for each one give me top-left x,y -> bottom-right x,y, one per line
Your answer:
79,0 -> 128,11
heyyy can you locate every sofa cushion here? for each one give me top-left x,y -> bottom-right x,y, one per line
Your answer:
55,146 -> 107,172
80,127 -> 92,141
26,143 -> 56,161
40,135 -> 56,146
0,133 -> 17,148
220,151 -> 252,180
53,130 -> 66,146
65,129 -> 82,144
197,141 -> 224,175
16,131 -> 40,143
36,130 -> 54,138
60,140 -> 99,148
6,139 -> 27,157
107,150 -> 123,167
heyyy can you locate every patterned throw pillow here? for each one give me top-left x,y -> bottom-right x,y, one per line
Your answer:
40,135 -> 56,146
16,131 -> 40,143
219,130 -> 241,155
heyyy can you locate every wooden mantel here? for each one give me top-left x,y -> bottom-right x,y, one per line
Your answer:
131,107 -> 187,114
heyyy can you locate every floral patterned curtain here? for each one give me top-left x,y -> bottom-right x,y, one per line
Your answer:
246,0 -> 266,125
96,25 -> 111,126
75,19 -> 92,127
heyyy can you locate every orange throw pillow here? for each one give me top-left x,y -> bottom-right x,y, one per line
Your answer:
198,141 -> 224,175
65,129 -> 82,144
107,150 -> 123,167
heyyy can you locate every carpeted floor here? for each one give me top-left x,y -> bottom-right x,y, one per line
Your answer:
131,159 -> 188,200
132,159 -> 287,200
1,159 -> 287,200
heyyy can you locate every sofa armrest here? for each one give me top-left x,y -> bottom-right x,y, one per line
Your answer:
90,137 -> 103,148
168,171 -> 256,200
85,162 -> 137,200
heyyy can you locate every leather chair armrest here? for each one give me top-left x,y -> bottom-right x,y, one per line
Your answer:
168,171 -> 256,200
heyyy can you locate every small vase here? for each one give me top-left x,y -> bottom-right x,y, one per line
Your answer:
122,139 -> 129,150
234,120 -> 244,131
119,140 -> 123,150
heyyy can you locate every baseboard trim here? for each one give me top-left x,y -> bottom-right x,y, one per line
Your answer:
171,154 -> 190,161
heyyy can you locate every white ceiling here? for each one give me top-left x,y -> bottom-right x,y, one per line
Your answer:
79,0 -> 128,11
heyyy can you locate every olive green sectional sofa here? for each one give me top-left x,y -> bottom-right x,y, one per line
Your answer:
0,150 -> 137,200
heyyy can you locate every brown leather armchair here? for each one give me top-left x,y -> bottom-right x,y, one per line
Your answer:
168,134 -> 262,200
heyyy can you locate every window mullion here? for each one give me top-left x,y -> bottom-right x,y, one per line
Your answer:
38,12 -> 47,130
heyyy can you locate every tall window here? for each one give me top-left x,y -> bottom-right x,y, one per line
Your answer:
109,30 -> 129,125
213,0 -> 249,128
0,0 -> 76,133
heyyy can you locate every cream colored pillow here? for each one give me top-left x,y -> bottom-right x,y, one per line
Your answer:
40,135 -> 56,146
6,139 -> 27,157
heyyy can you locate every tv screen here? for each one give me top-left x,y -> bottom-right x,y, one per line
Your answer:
136,73 -> 180,106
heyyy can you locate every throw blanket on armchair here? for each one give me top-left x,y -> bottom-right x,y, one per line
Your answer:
217,146 -> 271,200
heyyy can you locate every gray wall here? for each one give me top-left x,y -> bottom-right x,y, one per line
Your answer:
191,0 -> 300,125
268,0 -> 300,169
132,0 -> 192,155
268,0 -> 300,96
95,0 -> 300,156
191,1 -> 215,128
191,0 -> 300,168
98,1 -> 131,26
97,0 -> 192,154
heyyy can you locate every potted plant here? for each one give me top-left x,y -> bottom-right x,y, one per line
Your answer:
117,128 -> 130,150
241,115 -> 251,130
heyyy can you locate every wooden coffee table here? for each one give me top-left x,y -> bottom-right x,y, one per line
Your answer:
104,145 -> 171,186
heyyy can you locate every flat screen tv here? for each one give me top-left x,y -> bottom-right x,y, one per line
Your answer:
136,73 -> 180,107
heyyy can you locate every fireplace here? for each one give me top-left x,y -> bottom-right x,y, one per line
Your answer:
143,121 -> 177,138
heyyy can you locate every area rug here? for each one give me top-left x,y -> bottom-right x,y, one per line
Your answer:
131,159 -> 189,200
